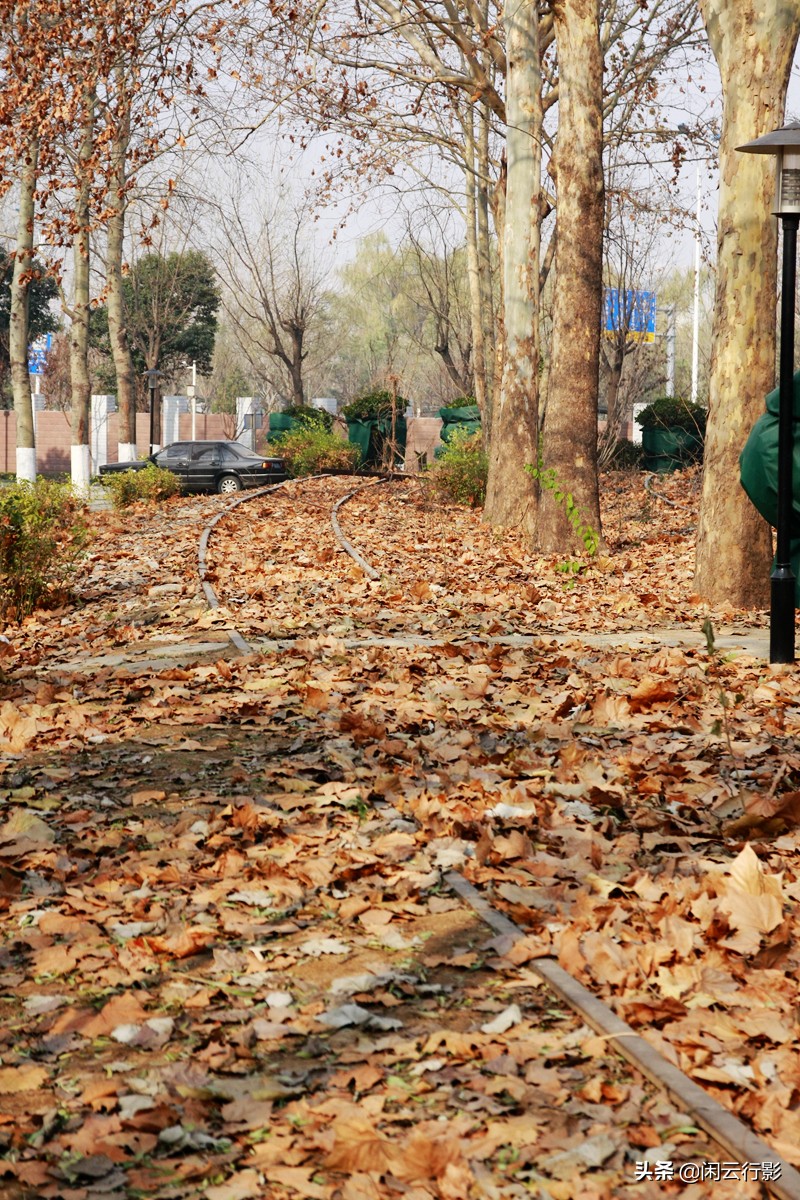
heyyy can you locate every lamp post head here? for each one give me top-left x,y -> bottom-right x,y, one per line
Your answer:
143,367 -> 162,387
737,122 -> 800,216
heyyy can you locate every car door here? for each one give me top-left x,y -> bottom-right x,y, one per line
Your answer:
189,444 -> 221,491
155,443 -> 191,485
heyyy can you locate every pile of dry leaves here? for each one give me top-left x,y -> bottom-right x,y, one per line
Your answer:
0,466 -> 792,1199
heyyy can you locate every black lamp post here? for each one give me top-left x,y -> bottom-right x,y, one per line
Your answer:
144,367 -> 162,456
738,123 -> 800,664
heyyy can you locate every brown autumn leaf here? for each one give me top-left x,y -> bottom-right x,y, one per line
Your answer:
260,1167 -> 329,1199
143,927 -> 216,959
51,992 -> 149,1038
744,788 -> 800,825
0,702 -> 40,752
323,1118 -> 397,1172
393,1130 -> 467,1181
205,1168 -> 262,1200
0,808 -> 56,844
0,1064 -> 49,1093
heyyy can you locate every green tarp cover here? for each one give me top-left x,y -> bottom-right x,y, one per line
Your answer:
439,404 -> 481,424
642,427 -> 703,473
267,412 -> 299,443
438,404 -> 481,451
740,370 -> 800,604
347,417 -> 407,468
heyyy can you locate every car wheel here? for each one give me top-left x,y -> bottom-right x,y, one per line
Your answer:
217,474 -> 243,495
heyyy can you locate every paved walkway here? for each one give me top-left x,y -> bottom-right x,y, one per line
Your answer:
51,623 -> 772,676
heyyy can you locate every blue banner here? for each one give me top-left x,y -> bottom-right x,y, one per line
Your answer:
28,333 -> 53,376
603,289 -> 656,343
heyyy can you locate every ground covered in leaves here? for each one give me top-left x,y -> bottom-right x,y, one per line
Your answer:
0,467 -> 794,1199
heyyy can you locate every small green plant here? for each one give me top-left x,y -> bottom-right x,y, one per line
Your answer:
103,464 -> 181,509
428,427 -> 488,507
0,479 -> 90,622
273,420 -> 361,477
526,452 -> 600,554
635,396 -> 707,433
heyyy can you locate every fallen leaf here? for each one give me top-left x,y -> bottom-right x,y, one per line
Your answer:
0,1064 -> 49,1093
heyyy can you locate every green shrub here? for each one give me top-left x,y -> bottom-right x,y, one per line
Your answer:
0,480 -> 90,622
274,421 -> 361,477
607,438 -> 645,469
103,464 -> 181,509
635,396 -> 707,433
428,428 -> 488,507
341,389 -> 406,422
284,403 -> 334,432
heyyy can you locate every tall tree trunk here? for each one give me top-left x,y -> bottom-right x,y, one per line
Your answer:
476,96 -> 496,414
483,0 -> 541,538
694,2 -> 800,607
11,136 -> 39,482
538,0 -> 604,553
106,78 -> 137,460
464,109 -> 489,420
70,95 -> 95,493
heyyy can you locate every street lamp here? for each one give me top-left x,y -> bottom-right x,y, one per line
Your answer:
144,367 -> 163,456
738,122 -> 800,664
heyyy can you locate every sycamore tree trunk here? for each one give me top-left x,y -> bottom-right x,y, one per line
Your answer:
694,2 -> 800,607
11,137 -> 39,482
465,110 -> 489,420
537,0 -> 604,553
69,95 -> 95,494
106,80 -> 137,460
483,0 -> 541,538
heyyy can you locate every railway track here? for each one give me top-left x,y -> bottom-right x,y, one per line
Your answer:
196,472 -> 800,1199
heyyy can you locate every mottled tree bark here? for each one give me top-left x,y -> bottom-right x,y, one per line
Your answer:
537,0 -> 604,553
694,2 -> 800,607
106,73 -> 137,460
11,136 -> 39,482
483,0 -> 540,538
69,94 -> 94,493
464,110 -> 489,420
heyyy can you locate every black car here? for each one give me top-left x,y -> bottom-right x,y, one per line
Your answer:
100,441 -> 287,494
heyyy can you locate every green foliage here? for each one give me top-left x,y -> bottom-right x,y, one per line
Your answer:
103,464 -> 182,509
607,439 -> 645,470
0,252 -> 59,345
526,453 -> 600,555
341,390 -> 406,422
0,252 -> 59,405
635,396 -> 707,433
91,250 -> 221,383
428,428 -> 488,507
284,404 -> 334,432
0,480 -> 89,622
273,422 -> 361,477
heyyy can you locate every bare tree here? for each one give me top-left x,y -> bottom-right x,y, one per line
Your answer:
402,206 -> 474,399
216,188 -> 331,408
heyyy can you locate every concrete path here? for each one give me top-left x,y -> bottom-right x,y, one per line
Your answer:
51,623 -> 772,676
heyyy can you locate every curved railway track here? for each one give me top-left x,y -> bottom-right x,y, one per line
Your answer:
196,472 -> 800,1199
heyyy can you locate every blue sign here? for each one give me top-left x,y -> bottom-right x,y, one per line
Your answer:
603,289 -> 656,343
27,333 -> 53,376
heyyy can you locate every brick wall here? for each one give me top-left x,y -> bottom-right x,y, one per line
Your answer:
405,418 -> 443,471
0,411 -> 448,475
